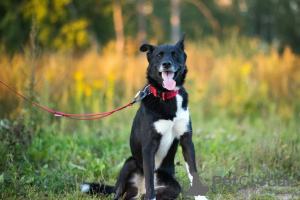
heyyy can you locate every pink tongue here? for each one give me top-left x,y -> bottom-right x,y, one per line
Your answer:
162,71 -> 176,90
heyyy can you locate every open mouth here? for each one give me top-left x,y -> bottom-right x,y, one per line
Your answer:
159,71 -> 178,79
159,71 -> 178,91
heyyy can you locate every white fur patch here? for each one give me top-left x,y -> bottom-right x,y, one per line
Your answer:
130,173 -> 163,198
154,94 -> 190,169
154,120 -> 174,169
130,173 -> 146,196
185,162 -> 193,184
195,195 -> 208,200
80,184 -> 90,193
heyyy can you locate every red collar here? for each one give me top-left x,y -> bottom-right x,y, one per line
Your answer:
149,84 -> 179,100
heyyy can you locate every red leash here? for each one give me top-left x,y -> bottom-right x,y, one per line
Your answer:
0,79 -> 148,120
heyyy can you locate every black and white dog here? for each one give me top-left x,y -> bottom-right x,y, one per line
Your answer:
81,34 -> 208,200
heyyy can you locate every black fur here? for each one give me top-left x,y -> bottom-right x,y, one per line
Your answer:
82,33 -> 203,200
84,183 -> 115,195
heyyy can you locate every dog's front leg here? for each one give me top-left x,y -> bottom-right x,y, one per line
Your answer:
180,131 -> 209,200
142,131 -> 160,200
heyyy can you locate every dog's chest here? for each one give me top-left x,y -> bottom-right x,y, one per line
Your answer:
153,94 -> 190,169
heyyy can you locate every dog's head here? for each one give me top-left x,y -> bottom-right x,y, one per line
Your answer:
140,33 -> 187,91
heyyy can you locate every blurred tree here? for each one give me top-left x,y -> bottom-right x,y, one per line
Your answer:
0,0 -> 31,53
73,0 -> 114,49
245,0 -> 300,54
113,0 -> 124,53
0,0 -> 300,53
22,0 -> 90,51
137,0 -> 147,44
170,0 -> 181,43
151,0 -> 170,42
185,0 -> 220,36
232,0 -> 243,34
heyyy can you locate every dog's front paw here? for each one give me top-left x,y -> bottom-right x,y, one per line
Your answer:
194,195 -> 208,200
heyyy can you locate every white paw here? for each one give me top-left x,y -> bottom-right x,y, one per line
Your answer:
195,195 -> 208,200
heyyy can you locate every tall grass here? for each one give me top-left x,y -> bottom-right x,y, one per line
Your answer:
0,36 -> 299,122
0,36 -> 299,199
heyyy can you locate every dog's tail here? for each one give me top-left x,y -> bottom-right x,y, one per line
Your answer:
80,183 -> 115,195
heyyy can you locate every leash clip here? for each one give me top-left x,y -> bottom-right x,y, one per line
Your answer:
54,111 -> 64,117
132,85 -> 150,104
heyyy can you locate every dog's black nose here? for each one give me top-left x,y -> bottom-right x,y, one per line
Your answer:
162,61 -> 172,69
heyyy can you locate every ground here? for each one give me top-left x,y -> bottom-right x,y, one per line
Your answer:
0,101 -> 299,199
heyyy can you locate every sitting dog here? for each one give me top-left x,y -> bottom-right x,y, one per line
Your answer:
81,33 -> 208,200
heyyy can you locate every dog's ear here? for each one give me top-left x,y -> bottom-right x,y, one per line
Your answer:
140,44 -> 155,53
176,32 -> 185,50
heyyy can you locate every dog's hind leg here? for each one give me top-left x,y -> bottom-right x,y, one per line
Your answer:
114,156 -> 140,200
154,170 -> 181,200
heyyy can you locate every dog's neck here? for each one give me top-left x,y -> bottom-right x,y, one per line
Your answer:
149,84 -> 179,101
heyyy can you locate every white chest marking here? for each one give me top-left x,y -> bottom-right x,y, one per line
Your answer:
153,95 -> 190,169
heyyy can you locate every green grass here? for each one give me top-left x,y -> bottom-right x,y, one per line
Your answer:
0,102 -> 299,199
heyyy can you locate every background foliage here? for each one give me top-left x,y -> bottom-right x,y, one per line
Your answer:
0,0 -> 299,199
1,0 -> 300,53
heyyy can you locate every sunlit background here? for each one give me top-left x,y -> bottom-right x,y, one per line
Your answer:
0,0 -> 299,199
1,0 -> 299,122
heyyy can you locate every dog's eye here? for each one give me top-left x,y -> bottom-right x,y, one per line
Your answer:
171,51 -> 178,57
157,52 -> 163,58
